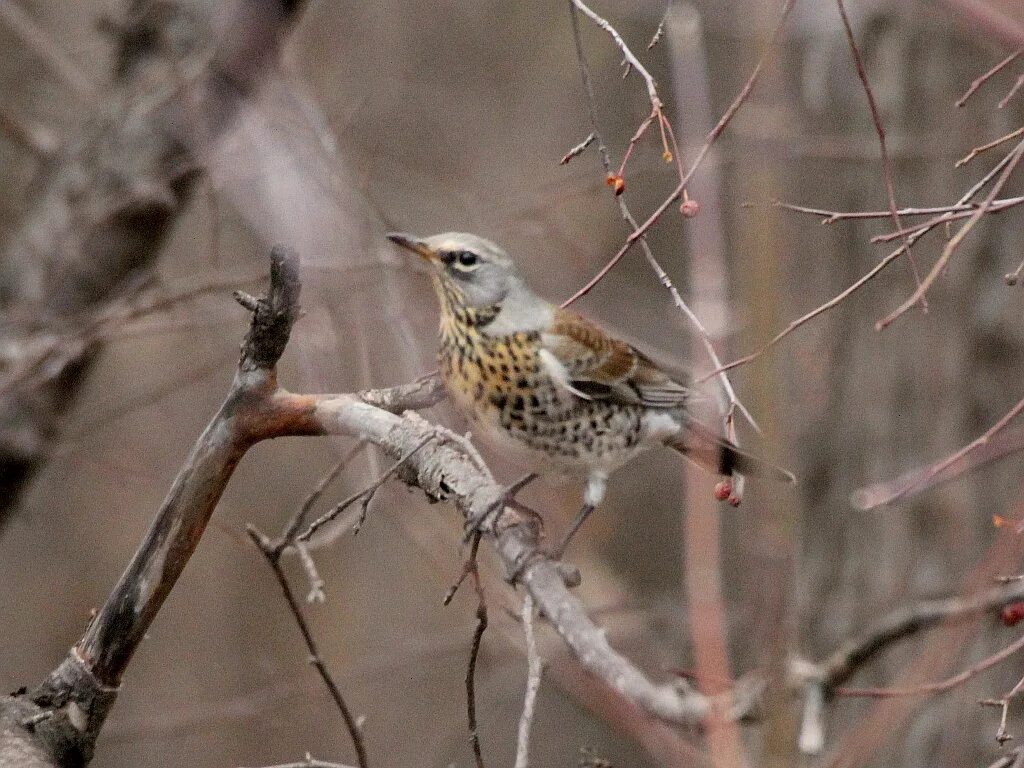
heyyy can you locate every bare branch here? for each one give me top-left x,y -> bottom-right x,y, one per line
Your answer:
562,0 -> 797,307
559,132 -> 596,165
710,136 -> 1024,377
981,674 -> 1024,745
809,580 -> 1024,689
999,74 -> 1024,109
771,196 -> 1024,223
449,533 -> 489,768
957,48 -> 1023,107
570,0 -> 660,108
514,594 -> 543,768
275,441 -> 367,555
298,437 -> 432,542
565,0 -> 758,484
834,633 -> 1024,698
835,0 -> 924,308
852,397 -> 1024,509
248,527 -> 369,768
957,127 -> 1024,167
877,137 -> 1024,329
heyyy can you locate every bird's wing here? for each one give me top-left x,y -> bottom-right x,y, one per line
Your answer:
539,308 -> 693,409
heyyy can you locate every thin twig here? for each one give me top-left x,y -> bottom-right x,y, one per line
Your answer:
709,136 -> 1024,377
570,0 -> 660,107
957,48 -> 1022,107
852,394 -> 1024,508
297,437 -> 432,542
647,9 -> 667,51
877,137 -> 1024,329
835,0 -> 924,307
559,132 -> 596,165
247,527 -> 369,768
999,74 -> 1024,110
295,541 -> 326,604
1007,257 -> 1024,286
275,441 -> 367,554
562,0 -> 798,307
566,0 -> 759,449
461,532 -> 488,768
957,126 -> 1024,167
982,674 -> 1024,744
570,0 -> 682,189
834,633 -> 1024,698
514,593 -> 543,768
771,196 -> 1024,223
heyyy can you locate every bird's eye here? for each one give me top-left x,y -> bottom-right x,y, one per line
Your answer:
456,251 -> 479,268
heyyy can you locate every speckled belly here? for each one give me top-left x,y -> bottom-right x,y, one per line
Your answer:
439,327 -> 647,474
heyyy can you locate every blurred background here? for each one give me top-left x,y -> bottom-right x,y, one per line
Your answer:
3,0 -> 1024,766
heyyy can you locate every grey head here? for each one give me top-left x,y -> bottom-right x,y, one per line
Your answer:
387,231 -> 527,309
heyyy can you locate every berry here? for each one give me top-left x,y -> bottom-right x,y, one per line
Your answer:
606,174 -> 625,196
1002,602 -> 1024,627
680,198 -> 701,218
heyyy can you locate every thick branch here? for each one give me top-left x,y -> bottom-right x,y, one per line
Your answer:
813,580 -> 1024,690
10,243 -> 1024,766
790,580 -> 1024,755
2,245 -> 720,768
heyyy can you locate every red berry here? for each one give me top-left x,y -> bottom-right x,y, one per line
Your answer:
1001,602 -> 1024,626
606,174 -> 625,196
727,493 -> 742,507
713,481 -> 732,502
680,198 -> 701,218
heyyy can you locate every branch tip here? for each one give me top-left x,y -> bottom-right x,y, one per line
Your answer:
238,246 -> 302,372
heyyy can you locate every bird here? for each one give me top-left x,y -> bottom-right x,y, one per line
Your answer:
387,231 -> 794,559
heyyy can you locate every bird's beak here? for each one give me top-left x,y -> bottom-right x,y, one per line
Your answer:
387,232 -> 438,264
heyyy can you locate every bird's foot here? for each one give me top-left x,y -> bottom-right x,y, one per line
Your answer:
506,502 -> 595,582
548,503 -> 595,561
506,547 -> 581,588
463,471 -> 539,542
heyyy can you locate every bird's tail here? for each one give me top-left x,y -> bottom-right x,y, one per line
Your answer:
667,419 -> 796,483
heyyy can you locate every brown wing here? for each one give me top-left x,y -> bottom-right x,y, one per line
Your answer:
541,308 -> 692,409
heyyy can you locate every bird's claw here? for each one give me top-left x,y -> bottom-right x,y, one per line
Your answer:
506,547 -> 581,588
462,472 -> 539,542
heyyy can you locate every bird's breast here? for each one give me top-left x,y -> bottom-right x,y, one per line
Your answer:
438,325 -> 650,473
439,323 -> 543,417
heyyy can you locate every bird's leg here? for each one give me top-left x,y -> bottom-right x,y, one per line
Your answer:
547,503 -> 595,560
463,471 -> 539,541
547,471 -> 607,561
507,471 -> 608,581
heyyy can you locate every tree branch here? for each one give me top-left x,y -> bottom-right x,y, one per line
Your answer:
0,246 -> 716,768
8,246 -> 1024,765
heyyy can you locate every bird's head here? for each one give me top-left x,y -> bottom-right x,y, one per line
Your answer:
387,231 -> 523,310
